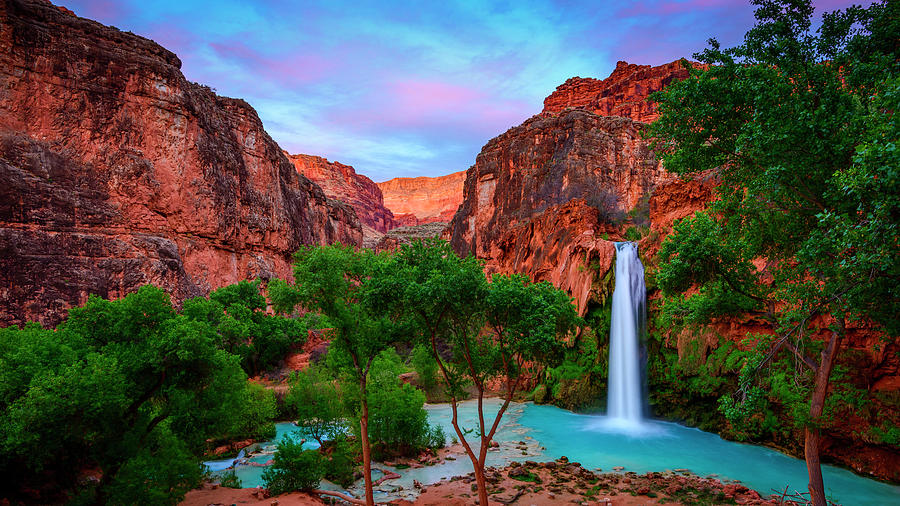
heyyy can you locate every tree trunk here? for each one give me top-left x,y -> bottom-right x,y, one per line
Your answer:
474,463 -> 489,506
806,326 -> 843,506
360,378 -> 375,506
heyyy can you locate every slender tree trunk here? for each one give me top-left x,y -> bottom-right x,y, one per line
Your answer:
806,325 -> 843,506
359,377 -> 375,506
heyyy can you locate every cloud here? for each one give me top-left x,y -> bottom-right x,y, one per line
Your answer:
57,0 -> 868,179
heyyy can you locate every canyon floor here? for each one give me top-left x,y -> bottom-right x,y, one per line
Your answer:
182,454 -> 794,506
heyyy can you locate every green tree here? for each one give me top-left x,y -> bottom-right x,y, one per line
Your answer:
268,245 -> 408,505
410,343 -> 438,390
396,239 -> 580,506
261,435 -> 324,495
284,364 -> 347,446
182,280 -> 307,376
0,286 -> 250,504
649,1 -> 898,504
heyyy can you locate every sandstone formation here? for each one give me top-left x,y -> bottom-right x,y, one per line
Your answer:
288,153 -> 396,238
0,0 -> 361,327
371,222 -> 447,252
448,110 -> 669,314
377,170 -> 466,227
542,60 -> 700,122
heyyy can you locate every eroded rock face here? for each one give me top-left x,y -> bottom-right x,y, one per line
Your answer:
542,60 -> 700,122
448,110 -> 667,314
377,170 -> 466,227
0,0 -> 361,327
288,153 -> 396,236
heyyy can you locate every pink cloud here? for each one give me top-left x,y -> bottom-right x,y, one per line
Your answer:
209,38 -> 335,85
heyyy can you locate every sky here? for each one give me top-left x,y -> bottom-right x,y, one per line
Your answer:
60,0 -> 866,181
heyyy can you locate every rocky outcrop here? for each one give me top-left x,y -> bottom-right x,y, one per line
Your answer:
370,222 -> 448,252
0,0 -> 361,327
377,170 -> 466,227
288,153 -> 396,237
449,110 -> 668,314
542,60 -> 700,123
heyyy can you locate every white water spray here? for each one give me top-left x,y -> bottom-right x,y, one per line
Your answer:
607,242 -> 647,425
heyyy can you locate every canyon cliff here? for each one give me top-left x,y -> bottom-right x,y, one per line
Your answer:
0,0 -> 361,327
447,58 -> 899,481
288,153 -> 396,238
377,170 -> 466,227
448,60 -> 686,315
542,60 -> 699,122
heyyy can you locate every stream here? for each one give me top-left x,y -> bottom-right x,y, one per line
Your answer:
205,398 -> 899,504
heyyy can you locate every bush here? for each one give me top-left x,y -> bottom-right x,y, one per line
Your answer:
284,365 -> 346,445
322,437 -> 358,488
262,435 -> 324,494
348,349 -> 442,458
218,469 -> 242,489
410,343 -> 438,389
231,382 -> 277,440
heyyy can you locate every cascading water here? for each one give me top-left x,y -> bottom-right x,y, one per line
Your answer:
607,241 -> 647,426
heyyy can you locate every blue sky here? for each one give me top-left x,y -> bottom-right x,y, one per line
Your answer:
60,0 -> 865,181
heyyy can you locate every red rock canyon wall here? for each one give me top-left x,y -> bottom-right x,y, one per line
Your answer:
0,0 -> 361,327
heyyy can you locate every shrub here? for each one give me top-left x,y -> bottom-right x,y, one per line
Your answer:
218,469 -> 242,489
231,382 -> 277,440
410,343 -> 438,389
284,365 -> 346,445
262,435 -> 324,495
322,437 -> 357,488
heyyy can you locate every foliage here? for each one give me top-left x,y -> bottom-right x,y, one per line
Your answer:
218,469 -> 242,489
410,343 -> 438,390
262,435 -> 324,494
268,244 -> 409,504
394,238 -> 580,506
230,382 -> 278,441
182,280 -> 308,376
322,437 -> 358,488
0,286 -> 252,504
284,364 -> 347,445
346,349 -> 443,458
648,1 -> 898,501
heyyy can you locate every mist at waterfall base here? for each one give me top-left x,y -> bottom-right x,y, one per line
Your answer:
205,243 -> 899,504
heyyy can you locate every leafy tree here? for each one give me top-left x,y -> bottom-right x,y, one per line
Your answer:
396,239 -> 580,506
0,286 -> 250,504
410,343 -> 439,390
284,364 -> 347,446
648,1 -> 898,504
230,382 -> 278,441
268,245 -> 408,505
182,280 -> 307,376
261,435 -> 324,495
351,349 -> 443,458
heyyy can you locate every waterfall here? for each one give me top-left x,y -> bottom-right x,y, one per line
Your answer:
607,241 -> 647,425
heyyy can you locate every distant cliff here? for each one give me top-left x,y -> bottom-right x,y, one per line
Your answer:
288,153 -> 396,238
0,0 -> 361,327
377,170 -> 466,227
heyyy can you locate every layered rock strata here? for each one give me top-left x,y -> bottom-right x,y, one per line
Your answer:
288,153 -> 396,237
0,0 -> 361,327
542,60 -> 700,122
449,110 -> 668,313
377,170 -> 466,227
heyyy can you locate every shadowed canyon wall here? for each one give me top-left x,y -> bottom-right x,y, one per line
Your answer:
0,0 -> 361,327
